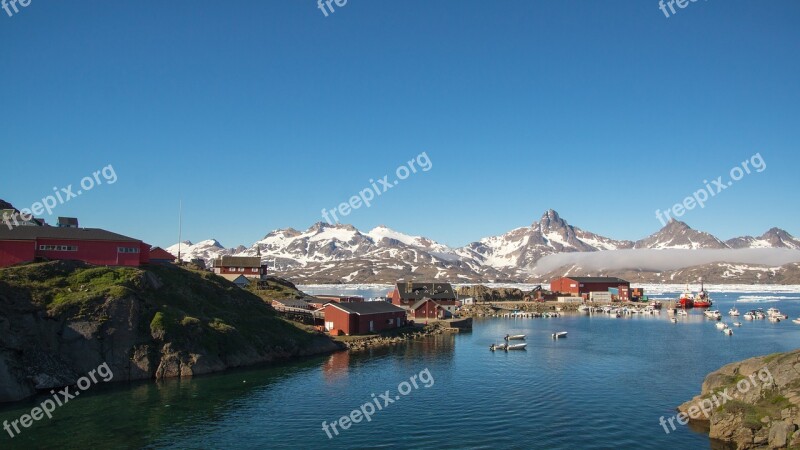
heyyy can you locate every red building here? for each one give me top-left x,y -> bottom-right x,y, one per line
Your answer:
388,281 -> 457,308
550,276 -> 630,298
0,226 -> 150,268
149,247 -> 176,264
322,302 -> 407,336
211,256 -> 268,280
411,298 -> 453,320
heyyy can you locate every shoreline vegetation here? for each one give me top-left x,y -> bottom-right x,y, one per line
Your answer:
0,261 -> 343,404
678,350 -> 800,449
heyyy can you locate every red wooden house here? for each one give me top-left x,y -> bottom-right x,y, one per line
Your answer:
0,226 -> 150,268
322,302 -> 407,336
211,256 -> 268,280
550,276 -> 630,298
388,281 -> 457,308
149,247 -> 176,264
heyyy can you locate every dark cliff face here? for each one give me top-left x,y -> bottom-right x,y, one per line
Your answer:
678,350 -> 800,449
0,261 -> 340,403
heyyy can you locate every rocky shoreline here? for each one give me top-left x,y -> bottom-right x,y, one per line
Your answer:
339,322 -> 451,353
678,350 -> 800,449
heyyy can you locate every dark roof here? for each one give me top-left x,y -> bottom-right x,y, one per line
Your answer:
273,298 -> 311,309
330,302 -> 406,315
394,282 -> 456,301
564,276 -> 629,284
213,256 -> 262,268
0,226 -> 141,242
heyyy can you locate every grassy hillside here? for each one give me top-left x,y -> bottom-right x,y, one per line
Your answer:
0,261 -> 340,402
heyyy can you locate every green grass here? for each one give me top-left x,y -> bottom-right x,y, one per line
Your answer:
0,261 -> 321,358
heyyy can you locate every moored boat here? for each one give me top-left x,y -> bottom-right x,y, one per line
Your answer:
678,285 -> 695,309
722,328 -> 733,336
728,307 -> 740,316
552,331 -> 568,339
505,343 -> 527,351
692,279 -> 713,308
490,343 -> 508,351
504,334 -> 526,341
715,322 -> 728,330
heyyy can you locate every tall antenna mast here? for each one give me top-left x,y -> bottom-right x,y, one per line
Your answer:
177,200 -> 183,264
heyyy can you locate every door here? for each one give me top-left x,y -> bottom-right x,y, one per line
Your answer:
369,320 -> 374,332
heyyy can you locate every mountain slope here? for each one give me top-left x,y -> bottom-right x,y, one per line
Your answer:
634,220 -> 729,249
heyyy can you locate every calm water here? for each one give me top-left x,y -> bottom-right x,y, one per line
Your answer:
2,288 -> 800,449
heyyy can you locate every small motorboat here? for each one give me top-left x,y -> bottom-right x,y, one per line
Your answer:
670,317 -> 678,323
504,334 -> 526,341
552,331 -> 568,339
715,322 -> 728,330
733,322 -> 742,327
678,310 -> 688,316
768,316 -> 781,323
505,343 -> 527,351
743,312 -> 755,320
490,343 -> 508,351
728,307 -> 740,316
722,328 -> 733,336
793,318 -> 800,325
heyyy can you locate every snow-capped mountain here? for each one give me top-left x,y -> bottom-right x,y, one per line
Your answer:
167,210 -> 800,283
455,210 -> 633,270
726,228 -> 800,250
633,220 -> 729,249
165,240 -> 230,263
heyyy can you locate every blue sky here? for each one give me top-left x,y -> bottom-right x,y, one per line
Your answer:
1,1 -> 798,248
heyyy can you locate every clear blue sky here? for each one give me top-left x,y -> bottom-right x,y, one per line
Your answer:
2,1 -> 798,248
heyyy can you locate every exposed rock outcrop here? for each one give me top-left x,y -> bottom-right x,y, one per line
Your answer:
678,350 -> 800,449
0,261 -> 342,403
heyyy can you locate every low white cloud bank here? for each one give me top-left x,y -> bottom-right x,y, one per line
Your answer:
532,248 -> 800,275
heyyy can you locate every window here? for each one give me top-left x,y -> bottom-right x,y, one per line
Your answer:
252,268 -> 258,273
118,247 -> 140,254
39,245 -> 77,252
238,267 -> 245,272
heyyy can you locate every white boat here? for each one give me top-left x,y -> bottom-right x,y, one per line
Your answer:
743,312 -> 755,320
704,310 -> 722,320
670,317 -> 678,323
768,316 -> 781,323
755,311 -> 766,319
506,343 -> 527,351
733,322 -> 742,327
728,307 -> 740,316
490,343 -> 508,351
578,304 -> 590,313
767,308 -> 788,320
504,334 -> 526,341
715,322 -> 728,330
678,310 -> 688,316
792,318 -> 800,325
722,328 -> 733,336
552,331 -> 568,339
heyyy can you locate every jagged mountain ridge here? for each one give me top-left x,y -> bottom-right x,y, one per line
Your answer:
166,210 -> 800,283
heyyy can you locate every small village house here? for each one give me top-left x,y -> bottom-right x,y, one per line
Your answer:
212,256 -> 268,280
323,302 -> 407,336
388,281 -> 457,309
272,298 -> 312,310
148,247 -> 177,264
218,274 -> 251,288
411,298 -> 453,320
314,295 -> 364,304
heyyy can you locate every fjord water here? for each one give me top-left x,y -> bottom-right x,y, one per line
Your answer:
2,290 -> 800,449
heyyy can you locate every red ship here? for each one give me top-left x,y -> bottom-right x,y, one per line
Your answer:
678,285 -> 695,309
693,280 -> 713,308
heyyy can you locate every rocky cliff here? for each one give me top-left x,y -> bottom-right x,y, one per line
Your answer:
678,350 -> 800,449
0,261 -> 341,403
